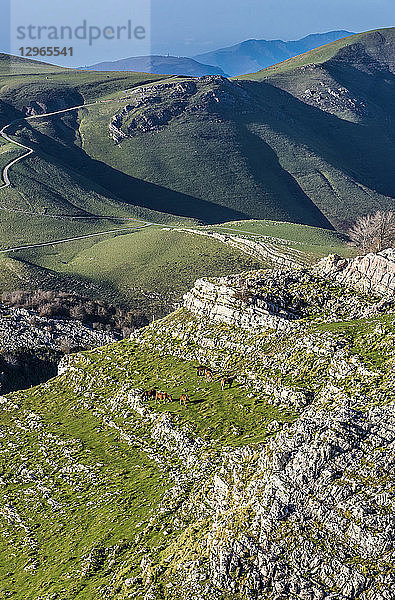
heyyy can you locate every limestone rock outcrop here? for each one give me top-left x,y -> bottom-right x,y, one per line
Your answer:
316,249 -> 395,297
183,263 -> 390,333
183,276 -> 299,332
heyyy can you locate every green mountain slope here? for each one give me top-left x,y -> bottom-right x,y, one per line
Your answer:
0,53 -> 67,75
0,218 -> 352,328
5,29 -> 392,232
0,33 -> 393,309
0,66 -> 209,230
12,226 -> 265,306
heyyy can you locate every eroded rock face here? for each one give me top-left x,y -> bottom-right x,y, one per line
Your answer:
302,81 -> 367,116
109,76 -> 259,142
182,266 -> 390,333
183,277 -> 298,332
316,249 -> 395,297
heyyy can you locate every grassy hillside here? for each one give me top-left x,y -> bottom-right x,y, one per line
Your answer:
12,227 -> 265,301
237,32 -> 363,79
202,219 -> 354,258
6,29 -> 393,232
0,68 -> 201,250
0,265 -> 393,597
0,67 -> 165,114
0,53 -> 67,75
0,219 -> 352,320
0,34 -> 393,309
0,335 -> 295,598
77,92 -> 329,226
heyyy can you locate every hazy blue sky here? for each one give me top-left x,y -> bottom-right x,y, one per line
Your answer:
1,0 -> 394,65
152,0 -> 395,56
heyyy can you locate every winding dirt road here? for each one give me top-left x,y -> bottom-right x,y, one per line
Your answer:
0,100 -> 110,189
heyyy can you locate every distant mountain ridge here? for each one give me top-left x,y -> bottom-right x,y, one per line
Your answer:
81,55 -> 227,76
82,31 -> 353,78
194,30 -> 354,76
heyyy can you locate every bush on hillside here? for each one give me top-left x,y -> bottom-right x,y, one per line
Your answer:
348,210 -> 395,253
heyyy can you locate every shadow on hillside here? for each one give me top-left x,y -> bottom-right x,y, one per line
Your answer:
7,63 -> 395,228
8,117 -> 249,224
240,74 -> 395,199
325,58 -> 395,133
235,125 -> 333,228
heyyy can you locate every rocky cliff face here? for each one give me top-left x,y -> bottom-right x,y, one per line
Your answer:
183,276 -> 298,332
316,249 -> 395,297
183,261 -> 392,334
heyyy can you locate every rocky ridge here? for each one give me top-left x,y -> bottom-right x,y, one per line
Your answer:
316,249 -> 395,298
109,76 -> 259,143
183,265 -> 392,334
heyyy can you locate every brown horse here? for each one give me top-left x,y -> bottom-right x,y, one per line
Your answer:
142,389 -> 156,401
155,391 -> 167,404
221,376 -> 235,391
196,365 -> 206,376
180,393 -> 189,407
205,369 -> 214,382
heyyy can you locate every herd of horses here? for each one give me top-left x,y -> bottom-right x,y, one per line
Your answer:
142,365 -> 236,408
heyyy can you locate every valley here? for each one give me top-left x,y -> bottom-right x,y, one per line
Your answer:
3,30 -> 393,312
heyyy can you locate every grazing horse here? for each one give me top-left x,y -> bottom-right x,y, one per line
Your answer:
142,389 -> 156,401
164,392 -> 173,402
196,365 -> 206,376
180,393 -> 189,407
205,368 -> 214,382
221,376 -> 235,391
155,391 -> 167,404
